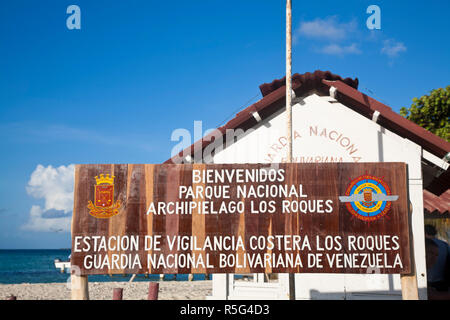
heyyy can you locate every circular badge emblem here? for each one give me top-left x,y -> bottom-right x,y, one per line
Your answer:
342,174 -> 394,221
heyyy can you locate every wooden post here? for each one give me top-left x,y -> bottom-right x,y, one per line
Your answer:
400,201 -> 419,299
401,274 -> 419,300
286,0 -> 296,301
148,282 -> 159,300
71,274 -> 89,300
113,288 -> 123,300
71,202 -> 89,300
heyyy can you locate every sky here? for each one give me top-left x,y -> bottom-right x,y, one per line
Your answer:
0,0 -> 449,249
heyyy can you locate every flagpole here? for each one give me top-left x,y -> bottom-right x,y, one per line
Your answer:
286,0 -> 292,163
286,0 -> 296,300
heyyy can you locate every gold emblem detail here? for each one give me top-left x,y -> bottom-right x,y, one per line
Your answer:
87,174 -> 121,218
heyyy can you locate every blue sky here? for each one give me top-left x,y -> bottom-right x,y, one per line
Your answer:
0,0 -> 449,249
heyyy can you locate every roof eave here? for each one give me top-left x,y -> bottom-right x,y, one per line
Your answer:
322,79 -> 450,159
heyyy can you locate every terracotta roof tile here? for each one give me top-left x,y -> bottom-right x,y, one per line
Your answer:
259,70 -> 358,97
424,189 -> 450,216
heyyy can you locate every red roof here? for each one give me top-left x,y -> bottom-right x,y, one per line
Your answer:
164,70 -> 450,214
320,79 -> 450,159
166,70 -> 450,163
424,189 -> 450,217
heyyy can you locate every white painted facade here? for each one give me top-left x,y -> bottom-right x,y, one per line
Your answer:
206,93 -> 428,300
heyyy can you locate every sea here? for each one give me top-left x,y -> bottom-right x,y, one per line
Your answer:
0,249 -> 209,284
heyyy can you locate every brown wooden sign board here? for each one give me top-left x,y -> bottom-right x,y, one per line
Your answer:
71,163 -> 411,276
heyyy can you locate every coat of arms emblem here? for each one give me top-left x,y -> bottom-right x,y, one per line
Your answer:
87,173 -> 121,218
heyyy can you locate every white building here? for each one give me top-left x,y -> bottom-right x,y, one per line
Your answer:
166,70 -> 450,300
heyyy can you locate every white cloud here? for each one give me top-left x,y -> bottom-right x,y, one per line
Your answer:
296,16 -> 357,41
318,43 -> 361,56
22,205 -> 72,233
381,39 -> 407,58
22,164 -> 75,232
295,15 -> 407,62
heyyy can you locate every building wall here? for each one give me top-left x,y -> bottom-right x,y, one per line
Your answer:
209,93 -> 427,300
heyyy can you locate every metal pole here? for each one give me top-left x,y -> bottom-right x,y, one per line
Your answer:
286,0 -> 293,163
286,0 -> 295,301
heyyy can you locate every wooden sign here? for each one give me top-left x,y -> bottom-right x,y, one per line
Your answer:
71,163 -> 411,275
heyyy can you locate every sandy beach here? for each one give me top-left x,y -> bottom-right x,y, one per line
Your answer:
0,280 -> 212,300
